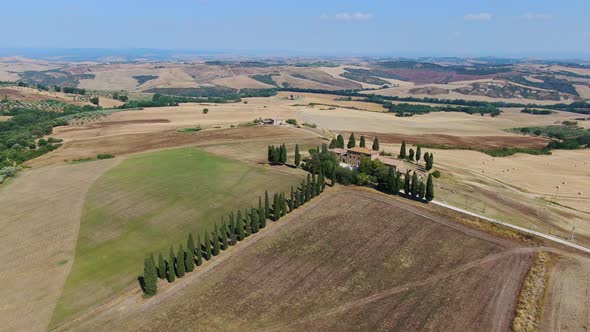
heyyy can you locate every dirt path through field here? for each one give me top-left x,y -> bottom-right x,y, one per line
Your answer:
0,158 -> 120,332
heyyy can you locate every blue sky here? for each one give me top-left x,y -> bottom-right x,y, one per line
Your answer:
2,0 -> 589,57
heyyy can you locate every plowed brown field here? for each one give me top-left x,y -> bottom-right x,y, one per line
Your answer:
57,188 -> 535,331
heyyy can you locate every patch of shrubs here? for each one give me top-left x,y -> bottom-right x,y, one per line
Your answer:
97,154 -> 114,159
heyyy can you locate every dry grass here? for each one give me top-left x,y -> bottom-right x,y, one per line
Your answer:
28,126 -> 321,167
512,252 -> 553,331
0,158 -> 120,332
60,188 -> 533,331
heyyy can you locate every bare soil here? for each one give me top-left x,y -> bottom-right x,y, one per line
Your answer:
348,131 -> 550,150
541,254 -> 590,331
56,188 -> 534,331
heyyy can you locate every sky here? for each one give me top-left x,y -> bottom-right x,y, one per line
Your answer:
1,0 -> 589,58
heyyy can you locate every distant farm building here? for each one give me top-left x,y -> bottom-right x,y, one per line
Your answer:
262,118 -> 286,125
330,147 -> 406,173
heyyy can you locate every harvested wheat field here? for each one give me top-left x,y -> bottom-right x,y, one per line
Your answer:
0,158 -> 120,332
28,126 -> 322,167
541,254 -> 590,331
59,188 -> 536,331
299,106 -> 580,136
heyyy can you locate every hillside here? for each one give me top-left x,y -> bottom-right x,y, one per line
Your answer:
59,188 -> 535,331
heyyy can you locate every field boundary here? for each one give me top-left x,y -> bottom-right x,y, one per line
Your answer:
433,201 -> 590,254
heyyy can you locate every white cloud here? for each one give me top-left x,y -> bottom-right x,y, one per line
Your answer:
521,13 -> 552,20
464,13 -> 492,21
320,12 -> 373,21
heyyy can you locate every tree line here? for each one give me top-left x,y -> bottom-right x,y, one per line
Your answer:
140,173 -> 327,296
399,140 -> 434,170
329,133 -> 380,151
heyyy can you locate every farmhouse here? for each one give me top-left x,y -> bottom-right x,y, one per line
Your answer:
330,147 -> 406,173
262,118 -> 286,125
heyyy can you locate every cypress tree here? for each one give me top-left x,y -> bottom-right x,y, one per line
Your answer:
251,208 -> 259,233
396,171 -> 402,194
196,235 -> 203,266
294,144 -> 301,167
315,175 -> 322,195
387,166 -> 395,194
142,257 -> 158,296
426,153 -> 434,171
273,193 -> 279,220
258,197 -> 266,228
416,146 -> 422,162
419,181 -> 426,200
400,141 -> 407,159
411,171 -> 419,198
186,234 -> 195,272
289,186 -> 294,210
347,133 -> 356,148
243,209 -> 251,236
281,193 -> 288,216
204,232 -> 212,260
299,185 -> 305,206
409,148 -> 415,161
281,143 -> 287,164
236,210 -> 242,233
337,134 -> 345,148
236,217 -> 245,240
264,191 -> 270,219
229,212 -> 235,236
168,246 -> 176,282
426,174 -> 434,202
319,170 -> 325,192
404,170 -> 411,195
294,190 -> 300,209
221,222 -> 229,250
310,173 -> 316,198
329,138 -> 337,149
212,227 -> 220,256
176,245 -> 186,278
267,145 -> 272,162
360,135 -> 366,148
372,137 -> 379,151
157,253 -> 166,279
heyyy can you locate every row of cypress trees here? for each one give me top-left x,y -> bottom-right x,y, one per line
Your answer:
399,141 -> 434,170
381,165 -> 434,202
140,174 -> 327,296
329,133 -> 380,151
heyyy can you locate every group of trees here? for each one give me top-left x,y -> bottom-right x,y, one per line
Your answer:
267,144 -> 287,164
399,141 -> 434,170
304,144 -> 436,202
329,133 -> 380,151
141,179 -> 327,296
0,105 -> 99,167
379,165 -> 435,201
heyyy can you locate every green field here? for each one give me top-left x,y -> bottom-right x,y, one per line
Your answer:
51,148 -> 303,327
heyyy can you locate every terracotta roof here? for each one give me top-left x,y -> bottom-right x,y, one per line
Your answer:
377,157 -> 406,172
348,147 -> 378,155
329,148 -> 348,155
